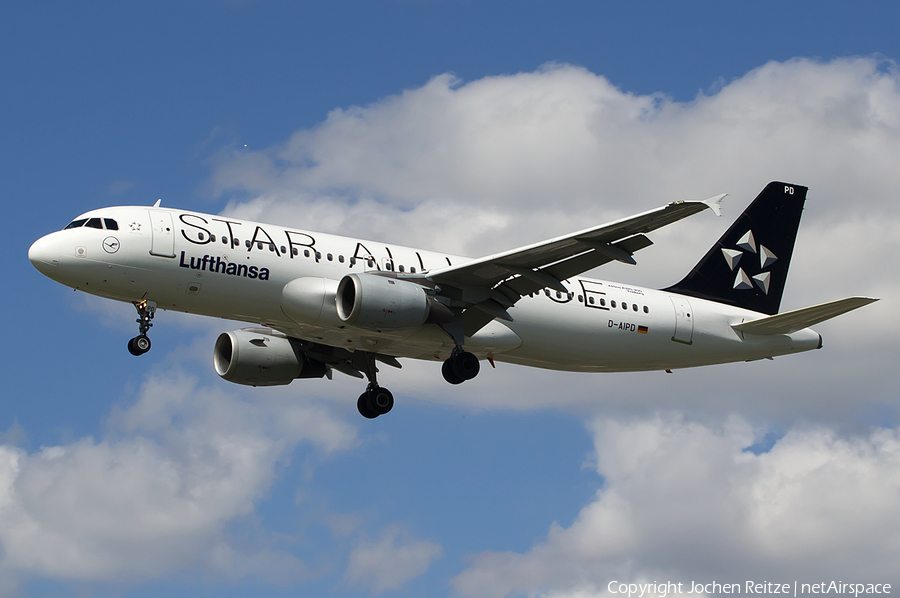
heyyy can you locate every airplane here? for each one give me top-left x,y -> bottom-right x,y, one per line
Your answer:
28,182 -> 877,419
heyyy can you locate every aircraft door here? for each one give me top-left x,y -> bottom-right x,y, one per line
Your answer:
669,295 -> 694,345
148,210 -> 176,258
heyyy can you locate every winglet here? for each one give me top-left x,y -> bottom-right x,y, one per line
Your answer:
700,193 -> 727,217
153,198 -> 162,208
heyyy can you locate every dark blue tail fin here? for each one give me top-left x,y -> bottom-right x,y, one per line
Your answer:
664,182 -> 807,315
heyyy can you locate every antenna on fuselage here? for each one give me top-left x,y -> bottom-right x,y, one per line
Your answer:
153,199 -> 162,207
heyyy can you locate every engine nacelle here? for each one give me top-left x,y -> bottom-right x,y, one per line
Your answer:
281,277 -> 342,327
213,329 -> 325,386
336,273 -> 452,330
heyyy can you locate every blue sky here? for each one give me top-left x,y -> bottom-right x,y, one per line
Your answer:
4,2 -> 900,597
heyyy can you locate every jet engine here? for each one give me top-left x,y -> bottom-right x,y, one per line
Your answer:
336,273 -> 452,330
213,329 -> 326,386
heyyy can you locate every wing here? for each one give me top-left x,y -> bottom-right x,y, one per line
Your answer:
419,194 -> 726,335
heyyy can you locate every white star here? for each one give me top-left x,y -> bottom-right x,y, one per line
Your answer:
736,230 -> 756,253
753,271 -> 771,294
759,244 -> 777,268
733,268 -> 753,290
721,248 -> 742,270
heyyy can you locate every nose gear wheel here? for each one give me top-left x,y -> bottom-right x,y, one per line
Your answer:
128,300 -> 157,356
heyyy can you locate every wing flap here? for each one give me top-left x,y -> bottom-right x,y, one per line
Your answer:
733,297 -> 879,335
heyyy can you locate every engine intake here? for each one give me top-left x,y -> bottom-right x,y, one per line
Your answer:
214,329 -> 326,386
336,273 -> 452,330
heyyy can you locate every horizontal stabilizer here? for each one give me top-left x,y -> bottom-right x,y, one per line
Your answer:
733,297 -> 879,335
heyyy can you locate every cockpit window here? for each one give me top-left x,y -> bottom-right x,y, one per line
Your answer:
63,216 -> 120,231
64,219 -> 88,230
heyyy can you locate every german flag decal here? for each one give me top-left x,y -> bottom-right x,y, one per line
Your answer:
637,325 -> 649,334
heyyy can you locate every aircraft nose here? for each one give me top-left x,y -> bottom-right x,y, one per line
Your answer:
28,233 -> 61,276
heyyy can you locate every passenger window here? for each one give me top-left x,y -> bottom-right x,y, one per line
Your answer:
198,232 -> 205,241
633,304 -> 638,312
589,297 -> 595,305
304,250 -> 310,258
257,242 -> 263,250
367,259 -> 374,267
398,265 -> 404,272
280,246 -> 286,254
611,300 -> 617,308
327,253 -> 333,261
349,257 -> 356,266
339,255 -> 345,263
315,251 -> 321,260
245,240 -> 251,248
622,303 -> 628,310
222,237 -> 228,244
292,248 -> 298,256
600,298 -> 606,307
410,267 -> 416,274
86,218 -> 102,229
269,244 -> 275,252
644,306 -> 649,314
104,219 -> 118,230
64,219 -> 87,230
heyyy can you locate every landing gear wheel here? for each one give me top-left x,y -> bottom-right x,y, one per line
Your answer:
452,351 -> 480,381
368,386 -> 394,415
442,359 -> 464,385
134,334 -> 151,353
353,352 -> 395,419
127,335 -> 151,356
129,301 -> 157,356
357,393 -> 379,419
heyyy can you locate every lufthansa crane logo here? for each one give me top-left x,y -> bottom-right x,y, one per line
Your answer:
103,236 -> 120,254
721,230 -> 777,294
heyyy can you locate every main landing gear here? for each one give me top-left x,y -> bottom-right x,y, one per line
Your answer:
357,384 -> 394,419
441,349 -> 480,385
127,300 -> 157,356
355,351 -> 394,419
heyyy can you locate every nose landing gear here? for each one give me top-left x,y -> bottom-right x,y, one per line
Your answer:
128,300 -> 157,356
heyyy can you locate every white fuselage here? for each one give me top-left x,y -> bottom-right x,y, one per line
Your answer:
28,205 -> 822,372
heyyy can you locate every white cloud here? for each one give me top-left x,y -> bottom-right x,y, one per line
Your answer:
344,524 -> 443,592
0,366 -> 357,584
451,415 -> 900,598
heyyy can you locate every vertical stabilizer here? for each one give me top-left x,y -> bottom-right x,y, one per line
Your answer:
664,182 -> 807,315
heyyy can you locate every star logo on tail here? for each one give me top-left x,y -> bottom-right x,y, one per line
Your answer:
721,229 -> 777,294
